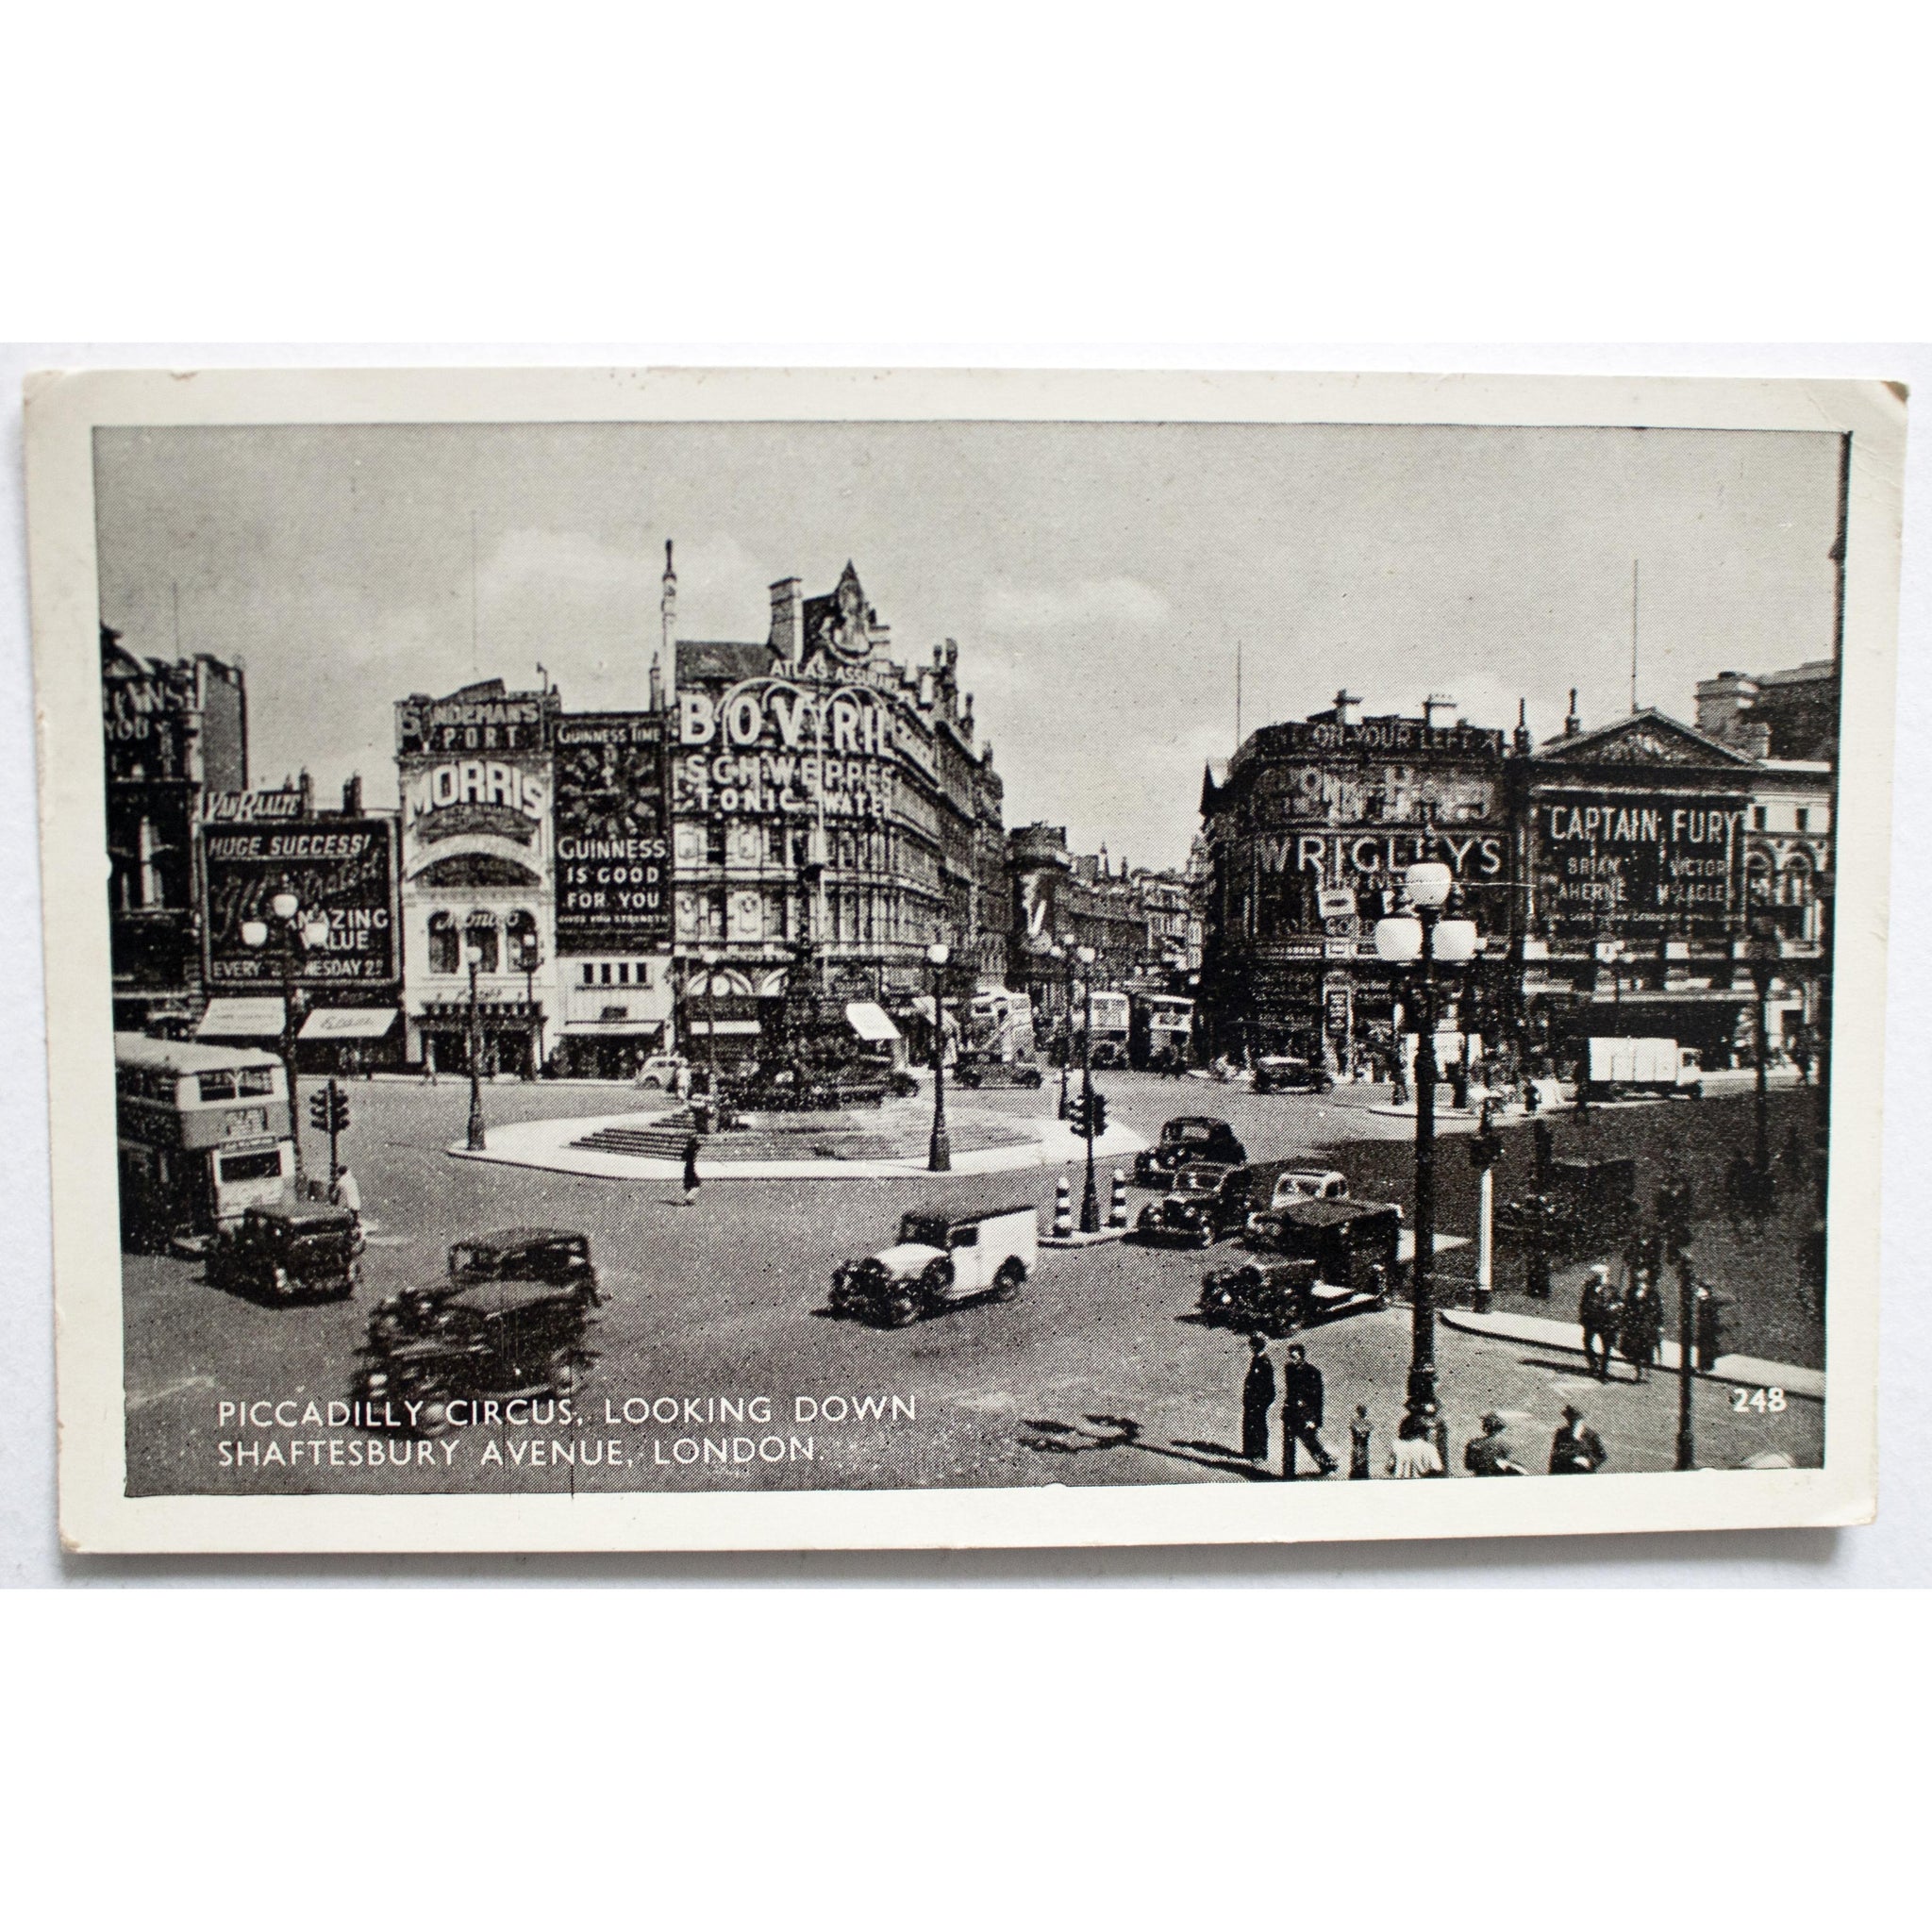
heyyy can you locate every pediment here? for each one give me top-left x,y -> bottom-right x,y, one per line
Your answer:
1539,709 -> 1757,769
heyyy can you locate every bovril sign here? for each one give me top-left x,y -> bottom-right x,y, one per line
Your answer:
675,680 -> 895,820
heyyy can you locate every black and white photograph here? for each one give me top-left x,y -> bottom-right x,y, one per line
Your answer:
25,367 -> 1901,1552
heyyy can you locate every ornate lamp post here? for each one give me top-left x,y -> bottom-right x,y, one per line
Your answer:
1048,941 -> 1073,1120
1744,924 -> 1778,1189
1076,942 -> 1100,1233
701,949 -> 721,1101
926,941 -> 953,1174
1374,861 -> 1479,1427
241,887 -> 330,1186
463,938 -> 487,1151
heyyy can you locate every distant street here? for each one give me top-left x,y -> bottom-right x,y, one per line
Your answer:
122,1070 -> 1824,1497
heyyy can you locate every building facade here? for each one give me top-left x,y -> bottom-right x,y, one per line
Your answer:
1197,693 -> 1513,1066
669,562 -> 1007,1057
394,678 -> 563,1077
101,625 -> 249,1032
1007,824 -> 1158,1032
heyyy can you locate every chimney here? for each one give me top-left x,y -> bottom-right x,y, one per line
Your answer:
1513,698 -> 1533,757
1332,688 -> 1360,726
1564,689 -> 1581,738
1739,719 -> 1773,761
1424,693 -> 1456,729
341,774 -> 362,816
768,578 -> 803,663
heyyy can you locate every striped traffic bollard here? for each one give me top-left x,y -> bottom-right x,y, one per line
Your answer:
1052,1174 -> 1074,1239
1108,1168 -> 1128,1230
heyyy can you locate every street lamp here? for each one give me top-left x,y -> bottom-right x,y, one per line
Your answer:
1076,942 -> 1100,1233
1744,924 -> 1778,1189
463,940 -> 487,1151
1374,861 -> 1478,1428
701,949 -> 721,1102
1048,941 -> 1073,1120
518,933 -> 544,1079
926,941 -> 953,1174
241,887 -> 330,1186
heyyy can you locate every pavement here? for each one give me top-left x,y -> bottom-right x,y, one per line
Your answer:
1438,1307 -> 1824,1401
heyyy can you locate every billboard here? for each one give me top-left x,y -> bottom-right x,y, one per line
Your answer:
1532,788 -> 1748,941
395,680 -> 555,759
201,818 -> 401,990
674,679 -> 897,823
553,713 -> 672,953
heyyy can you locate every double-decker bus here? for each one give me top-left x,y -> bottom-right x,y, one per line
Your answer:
1072,989 -> 1133,1068
968,988 -> 1037,1061
1130,992 -> 1194,1070
115,1034 -> 295,1248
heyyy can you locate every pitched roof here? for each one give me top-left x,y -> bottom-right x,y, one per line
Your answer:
676,640 -> 774,683
1537,708 -> 1757,768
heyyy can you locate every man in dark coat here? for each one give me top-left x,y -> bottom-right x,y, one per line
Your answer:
1464,1412 -> 1526,1475
1579,1263 -> 1617,1380
1347,1404 -> 1374,1479
1622,1274 -> 1664,1384
1279,1344 -> 1338,1479
1240,1335 -> 1274,1464
1549,1403 -> 1608,1474
682,1132 -> 702,1207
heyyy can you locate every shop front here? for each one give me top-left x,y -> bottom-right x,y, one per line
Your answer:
415,997 -> 544,1080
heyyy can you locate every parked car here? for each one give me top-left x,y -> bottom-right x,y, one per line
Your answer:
1132,1116 -> 1247,1189
1252,1055 -> 1334,1096
828,1205 -> 1037,1328
633,1053 -> 690,1091
1135,1161 -> 1282,1249
1494,1156 -> 1638,1253
354,1271 -> 606,1436
204,1199 -> 364,1302
370,1227 -> 598,1346
1242,1168 -> 1354,1244
1241,1198 -> 1402,1307
953,1052 -> 1045,1090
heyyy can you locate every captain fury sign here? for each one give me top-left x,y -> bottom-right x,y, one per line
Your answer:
1534,788 -> 1748,939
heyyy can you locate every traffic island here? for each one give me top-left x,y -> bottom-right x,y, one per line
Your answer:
444,1099 -> 1144,1182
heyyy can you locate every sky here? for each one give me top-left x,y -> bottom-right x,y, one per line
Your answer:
92,420 -> 1844,872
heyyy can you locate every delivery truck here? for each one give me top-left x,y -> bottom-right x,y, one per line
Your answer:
1582,1036 -> 1704,1101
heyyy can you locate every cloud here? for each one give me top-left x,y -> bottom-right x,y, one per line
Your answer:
980,575 -> 1172,635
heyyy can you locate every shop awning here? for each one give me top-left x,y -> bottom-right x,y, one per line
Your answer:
298,1008 -> 398,1041
561,1018 -> 668,1035
906,996 -> 962,1035
197,997 -> 286,1038
684,1019 -> 761,1036
844,1000 -> 901,1043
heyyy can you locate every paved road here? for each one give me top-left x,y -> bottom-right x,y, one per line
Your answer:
121,1070 -> 1824,1496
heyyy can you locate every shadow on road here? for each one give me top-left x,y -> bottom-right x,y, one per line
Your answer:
1018,1411 -> 1274,1481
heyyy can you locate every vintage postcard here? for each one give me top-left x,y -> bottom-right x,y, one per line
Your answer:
25,366 -> 1902,1553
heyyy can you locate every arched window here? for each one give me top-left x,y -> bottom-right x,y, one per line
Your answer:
465,910 -> 499,974
426,910 -> 458,976
1746,851 -> 1774,908
505,908 -> 539,974
1780,850 -> 1812,909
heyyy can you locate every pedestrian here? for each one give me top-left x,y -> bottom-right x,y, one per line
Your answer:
681,1131 -> 702,1208
1426,1401 -> 1451,1476
1524,1221 -> 1553,1301
1348,1404 -> 1374,1480
1240,1335 -> 1275,1464
1549,1403 -> 1608,1474
421,1041 -> 438,1086
1278,1343 -> 1338,1479
1656,1167 -> 1694,1260
1386,1411 -> 1443,1477
1579,1262 -> 1617,1381
329,1163 -> 360,1217
1464,1411 -> 1526,1475
1622,1272 -> 1663,1384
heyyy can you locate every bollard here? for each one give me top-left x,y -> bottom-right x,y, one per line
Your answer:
1108,1168 -> 1128,1230
1052,1174 -> 1074,1240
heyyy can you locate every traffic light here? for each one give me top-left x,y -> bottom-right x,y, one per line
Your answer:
1089,1093 -> 1108,1139
308,1083 -> 351,1135
1066,1093 -> 1088,1138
